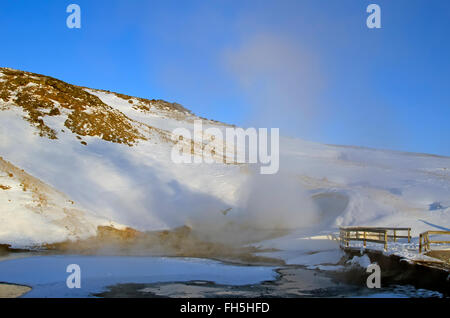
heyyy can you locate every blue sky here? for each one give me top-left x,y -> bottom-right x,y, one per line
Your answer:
1,0 -> 449,156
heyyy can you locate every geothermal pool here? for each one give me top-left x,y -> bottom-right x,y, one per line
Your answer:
0,255 -> 277,297
0,255 -> 444,298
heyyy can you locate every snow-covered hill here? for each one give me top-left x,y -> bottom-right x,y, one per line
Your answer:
0,155 -> 124,247
0,67 -> 449,266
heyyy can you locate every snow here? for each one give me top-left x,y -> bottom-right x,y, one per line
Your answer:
0,80 -> 449,268
346,254 -> 372,268
0,255 -> 277,297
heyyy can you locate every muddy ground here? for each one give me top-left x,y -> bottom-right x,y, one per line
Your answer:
94,267 -> 365,298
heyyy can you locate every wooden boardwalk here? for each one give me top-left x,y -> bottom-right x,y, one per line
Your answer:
339,226 -> 450,271
339,226 -> 411,251
419,230 -> 450,253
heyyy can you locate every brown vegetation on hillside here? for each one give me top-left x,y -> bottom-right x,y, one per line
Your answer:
0,67 -> 236,161
111,90 -> 190,114
0,68 -> 144,145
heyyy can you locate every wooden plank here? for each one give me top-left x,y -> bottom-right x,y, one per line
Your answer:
340,226 -> 411,230
374,227 -> 411,231
341,227 -> 386,231
343,238 -> 389,244
386,235 -> 409,239
427,231 -> 450,235
340,226 -> 411,231
340,228 -> 390,233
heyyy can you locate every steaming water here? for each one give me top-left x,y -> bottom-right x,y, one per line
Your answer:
0,255 -> 443,298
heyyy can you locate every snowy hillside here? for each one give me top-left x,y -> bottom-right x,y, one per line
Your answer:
0,67 -> 449,266
0,155 -> 123,247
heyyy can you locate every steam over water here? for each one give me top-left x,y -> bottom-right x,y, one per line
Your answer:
183,171 -> 319,246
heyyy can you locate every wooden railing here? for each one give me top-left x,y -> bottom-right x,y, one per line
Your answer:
340,227 -> 411,251
419,231 -> 450,253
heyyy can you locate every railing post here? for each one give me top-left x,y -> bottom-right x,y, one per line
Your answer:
393,230 -> 396,242
384,231 -> 388,251
364,231 -> 367,248
424,233 -> 427,252
408,228 -> 411,243
419,233 -> 422,253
